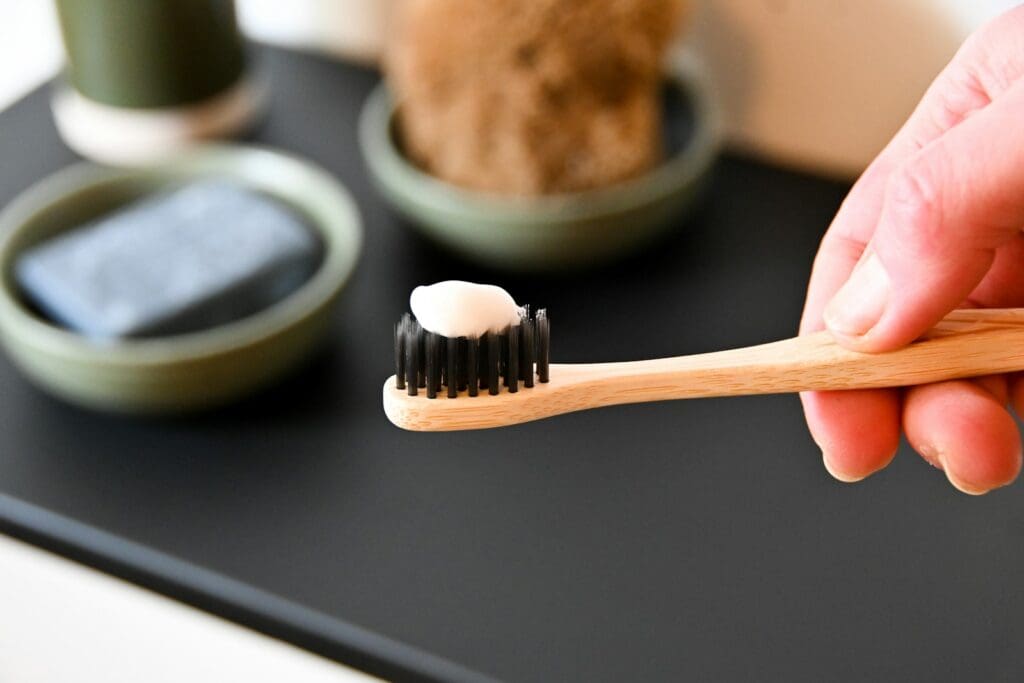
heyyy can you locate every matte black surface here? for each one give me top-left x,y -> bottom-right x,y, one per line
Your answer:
2,48 -> 1024,683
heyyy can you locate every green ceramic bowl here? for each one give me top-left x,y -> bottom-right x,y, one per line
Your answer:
0,146 -> 362,414
359,60 -> 720,271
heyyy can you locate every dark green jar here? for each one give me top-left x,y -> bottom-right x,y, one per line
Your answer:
55,0 -> 246,109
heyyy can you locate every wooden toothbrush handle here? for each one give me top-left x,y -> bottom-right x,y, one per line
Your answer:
384,308 -> 1024,432
559,308 -> 1024,407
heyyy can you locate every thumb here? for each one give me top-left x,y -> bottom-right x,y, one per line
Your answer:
823,79 -> 1024,351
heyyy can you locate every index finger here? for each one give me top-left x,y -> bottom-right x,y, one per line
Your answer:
800,155 -> 903,482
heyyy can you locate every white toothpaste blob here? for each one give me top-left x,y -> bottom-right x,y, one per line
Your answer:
410,281 -> 522,338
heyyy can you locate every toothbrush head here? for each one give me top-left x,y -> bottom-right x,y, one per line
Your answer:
391,306 -> 549,400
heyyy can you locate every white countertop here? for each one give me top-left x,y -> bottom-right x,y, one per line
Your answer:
0,534 -> 379,682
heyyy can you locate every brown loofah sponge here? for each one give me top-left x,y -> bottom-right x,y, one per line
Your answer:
387,0 -> 687,195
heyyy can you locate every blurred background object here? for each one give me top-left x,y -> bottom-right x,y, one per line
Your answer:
0,147 -> 362,414
359,59 -> 718,270
237,0 -> 396,64
50,0 -> 266,165
56,0 -> 245,110
386,0 -> 688,195
360,0 -> 719,271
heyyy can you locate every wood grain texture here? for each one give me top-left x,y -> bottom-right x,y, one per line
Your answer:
383,308 -> 1024,431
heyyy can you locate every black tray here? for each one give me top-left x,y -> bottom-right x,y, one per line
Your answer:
2,47 -> 1022,683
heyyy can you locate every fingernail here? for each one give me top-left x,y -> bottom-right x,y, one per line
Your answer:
823,252 -> 890,338
822,450 -> 864,483
931,448 -> 990,496
945,471 -> 989,496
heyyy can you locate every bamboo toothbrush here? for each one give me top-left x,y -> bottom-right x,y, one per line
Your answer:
383,307 -> 1024,432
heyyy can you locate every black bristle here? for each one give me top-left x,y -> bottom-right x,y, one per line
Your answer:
425,332 -> 440,398
536,308 -> 550,383
478,334 -> 489,391
395,319 -> 406,390
500,329 -> 509,387
507,324 -> 519,393
447,335 -> 458,398
467,337 -> 479,396
439,336 -> 447,387
393,307 -> 550,398
518,306 -> 531,382
487,333 -> 500,395
521,313 -> 535,388
456,337 -> 468,391
404,321 -> 419,396
417,326 -> 426,388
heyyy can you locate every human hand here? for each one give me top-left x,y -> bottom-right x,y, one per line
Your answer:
800,6 -> 1024,494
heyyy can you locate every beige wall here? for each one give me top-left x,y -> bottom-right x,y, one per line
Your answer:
683,0 -> 1017,177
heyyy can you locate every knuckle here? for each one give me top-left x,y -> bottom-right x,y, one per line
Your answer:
929,68 -> 990,133
957,10 -> 1024,97
886,155 -> 949,250
890,156 -> 942,217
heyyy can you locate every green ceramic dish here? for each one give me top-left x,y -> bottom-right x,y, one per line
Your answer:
0,146 -> 362,414
359,59 -> 721,271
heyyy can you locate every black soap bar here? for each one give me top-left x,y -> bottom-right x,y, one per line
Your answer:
16,181 -> 321,340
